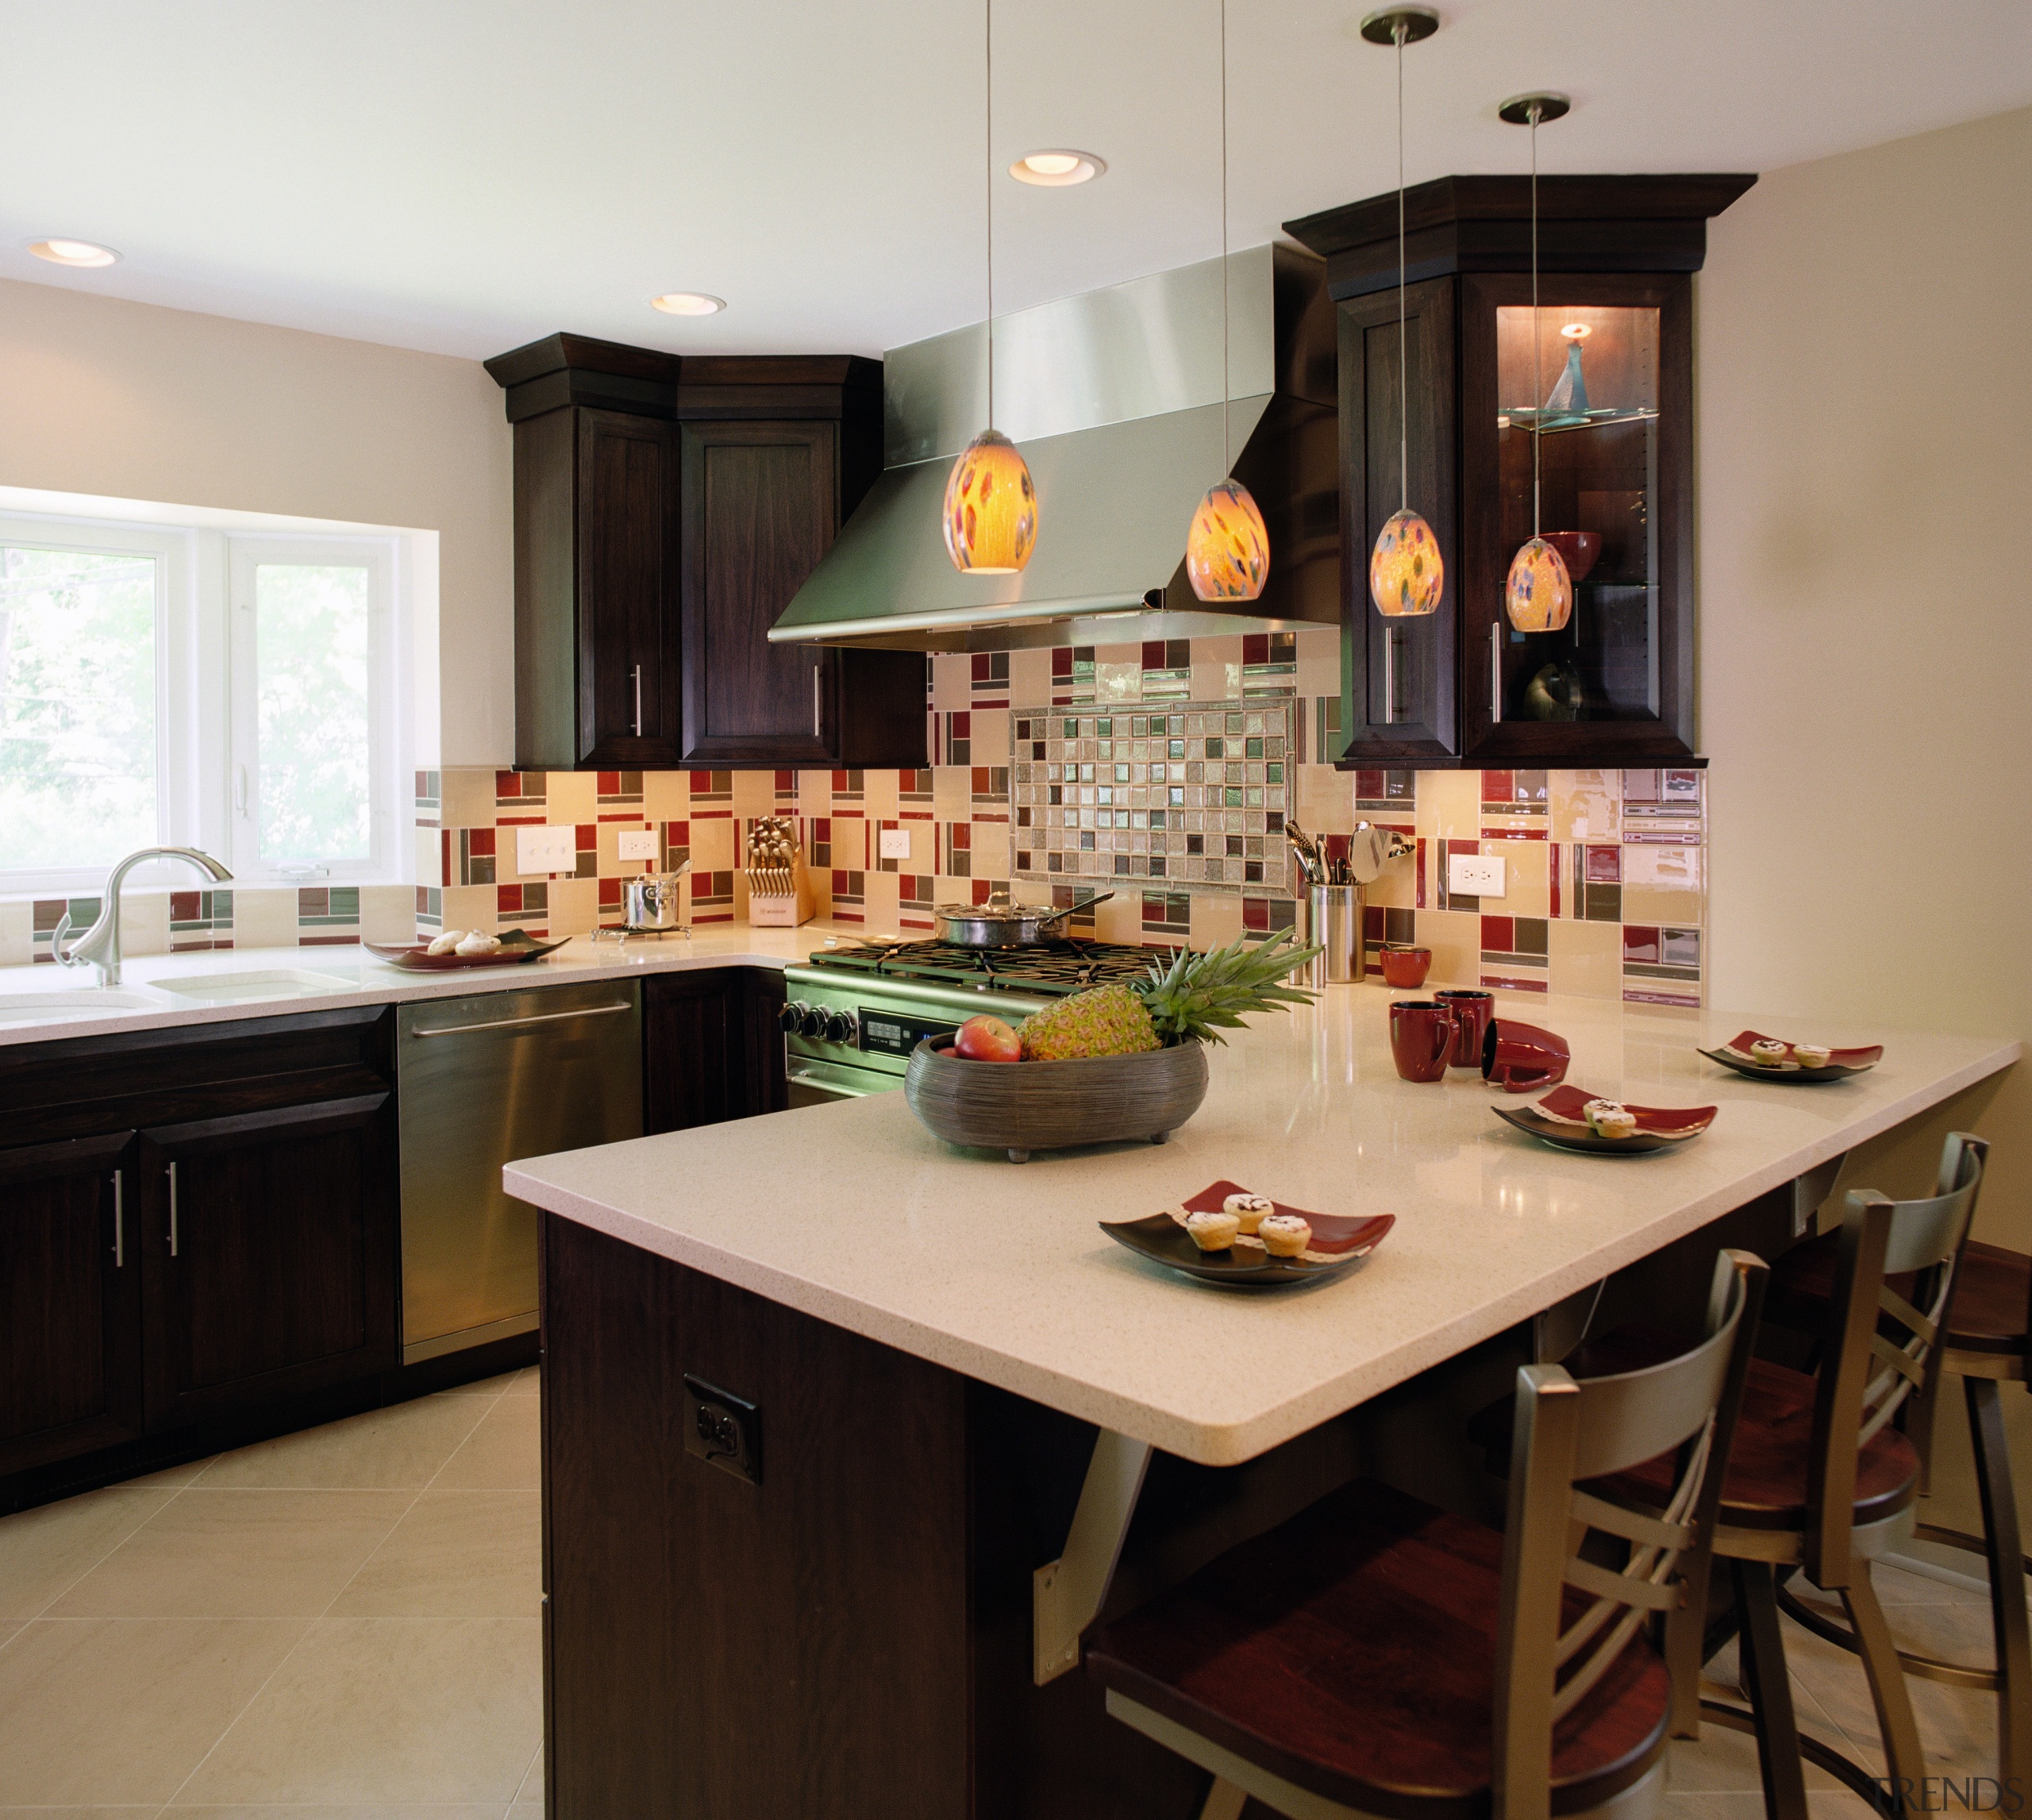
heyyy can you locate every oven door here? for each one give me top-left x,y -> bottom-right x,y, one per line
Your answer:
786,1053 -> 899,1106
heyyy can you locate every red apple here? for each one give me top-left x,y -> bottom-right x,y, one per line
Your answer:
953,1014 -> 1021,1062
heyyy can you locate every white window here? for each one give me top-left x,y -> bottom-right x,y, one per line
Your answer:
0,506 -> 412,894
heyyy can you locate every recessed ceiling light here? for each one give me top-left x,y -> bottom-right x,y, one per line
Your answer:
29,238 -> 120,268
650,292 -> 725,316
1009,149 -> 1105,187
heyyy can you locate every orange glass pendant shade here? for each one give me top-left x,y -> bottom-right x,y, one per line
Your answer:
1368,508 -> 1443,618
943,428 -> 1037,574
1185,479 -> 1269,601
1505,536 -> 1573,632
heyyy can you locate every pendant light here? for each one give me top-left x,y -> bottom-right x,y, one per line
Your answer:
1184,0 -> 1269,602
944,0 -> 1037,575
1363,6 -> 1442,619
1499,90 -> 1573,633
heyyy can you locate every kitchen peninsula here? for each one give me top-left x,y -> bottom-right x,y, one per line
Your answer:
507,992 -> 2018,1820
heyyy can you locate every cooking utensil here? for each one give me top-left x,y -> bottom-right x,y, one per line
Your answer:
621,870 -> 688,932
1347,822 -> 1413,886
932,890 -> 1112,948
1284,821 -> 1325,887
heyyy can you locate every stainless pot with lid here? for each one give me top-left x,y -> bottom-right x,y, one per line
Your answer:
933,889 -> 1112,948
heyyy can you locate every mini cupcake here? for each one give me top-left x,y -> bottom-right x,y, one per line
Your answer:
1185,1209 -> 1241,1252
1258,1214 -> 1312,1258
1583,1099 -> 1638,1140
1749,1038 -> 1791,1067
1791,1043 -> 1832,1069
1222,1192 -> 1275,1234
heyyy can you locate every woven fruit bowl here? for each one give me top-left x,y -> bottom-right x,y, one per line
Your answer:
903,1037 -> 1210,1164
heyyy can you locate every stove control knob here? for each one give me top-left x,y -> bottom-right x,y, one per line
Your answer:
779,1001 -> 806,1033
824,1010 -> 857,1046
797,1003 -> 830,1039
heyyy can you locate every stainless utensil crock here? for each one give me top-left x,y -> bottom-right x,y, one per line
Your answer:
1299,884 -> 1365,987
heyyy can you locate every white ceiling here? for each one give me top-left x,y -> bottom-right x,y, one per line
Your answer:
1,0 -> 2025,363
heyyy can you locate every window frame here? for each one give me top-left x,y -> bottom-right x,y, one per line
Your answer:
0,506 -> 411,896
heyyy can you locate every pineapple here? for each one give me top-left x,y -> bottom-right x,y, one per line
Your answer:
1137,931 -> 1321,1047
1014,932 -> 1322,1060
1018,982 -> 1160,1061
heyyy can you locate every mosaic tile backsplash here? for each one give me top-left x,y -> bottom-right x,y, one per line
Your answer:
1,628 -> 1709,1006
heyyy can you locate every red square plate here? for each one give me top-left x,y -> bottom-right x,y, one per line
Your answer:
1100,1179 -> 1394,1290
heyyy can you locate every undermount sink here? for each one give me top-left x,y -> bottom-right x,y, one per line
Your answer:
0,990 -> 169,1026
151,968 -> 358,1004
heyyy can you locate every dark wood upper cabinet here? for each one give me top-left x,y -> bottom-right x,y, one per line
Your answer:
487,338 -> 926,771
1285,173 -> 1753,769
0,1134 -> 142,1477
137,1093 -> 398,1431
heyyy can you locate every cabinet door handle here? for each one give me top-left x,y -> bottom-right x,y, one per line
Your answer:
812,664 -> 822,738
166,1160 -> 179,1256
632,664 -> 644,738
1490,622 -> 1503,726
408,1001 -> 633,1040
1382,625 -> 1396,728
112,1168 -> 124,1268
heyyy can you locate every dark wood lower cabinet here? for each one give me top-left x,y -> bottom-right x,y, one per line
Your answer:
641,967 -> 787,1133
138,1094 -> 399,1429
0,1134 -> 141,1476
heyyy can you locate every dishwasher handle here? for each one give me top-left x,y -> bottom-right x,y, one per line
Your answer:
409,1001 -> 634,1040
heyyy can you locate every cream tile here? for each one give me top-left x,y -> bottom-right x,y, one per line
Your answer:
229,887 -> 298,952
1007,645 -> 1052,708
430,1396 -> 539,1492
641,767 -> 688,822
1622,884 -> 1705,927
1414,908 -> 1480,990
0,1487 -> 175,1620
1548,918 -> 1625,1001
543,768 -> 596,823
326,1491 -> 540,1619
436,883 -> 498,939
194,1396 -> 487,1491
176,1617 -> 540,1807
119,889 -> 173,958
545,876 -> 598,937
0,898 -> 33,967
1550,767 -> 1620,844
1415,769 -> 1481,843
1492,839 -> 1550,920
357,883 -> 417,946
0,1617 -> 306,1805
1295,759 -> 1355,835
439,767 -> 499,832
48,1490 -> 413,1620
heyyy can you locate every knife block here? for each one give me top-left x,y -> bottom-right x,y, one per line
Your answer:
745,852 -> 815,927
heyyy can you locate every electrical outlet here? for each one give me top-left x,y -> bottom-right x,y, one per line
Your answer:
617,829 -> 659,862
1449,852 -> 1507,898
515,824 -> 578,876
878,827 -> 912,862
682,1374 -> 760,1485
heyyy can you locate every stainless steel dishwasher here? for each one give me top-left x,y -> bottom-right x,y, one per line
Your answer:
397,979 -> 642,1364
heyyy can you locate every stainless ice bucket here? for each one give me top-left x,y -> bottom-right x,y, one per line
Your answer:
622,874 -> 685,932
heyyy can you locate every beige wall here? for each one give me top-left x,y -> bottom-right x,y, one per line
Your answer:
1699,105 -> 2032,1544
0,276 -> 514,765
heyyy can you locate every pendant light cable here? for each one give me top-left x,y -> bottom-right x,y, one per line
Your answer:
1530,100 -> 1541,538
985,0 -> 995,430
1396,18 -> 1407,513
1219,0 -> 1230,473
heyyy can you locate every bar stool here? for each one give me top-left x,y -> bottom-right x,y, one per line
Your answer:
1084,1251 -> 1765,1820
1545,1140 -> 1984,1820
1764,1136 -> 2026,1780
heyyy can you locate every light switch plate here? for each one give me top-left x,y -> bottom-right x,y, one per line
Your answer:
617,829 -> 659,862
515,825 -> 579,876
1449,852 -> 1507,898
878,827 -> 912,861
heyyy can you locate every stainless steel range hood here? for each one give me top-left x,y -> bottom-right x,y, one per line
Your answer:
768,242 -> 1339,652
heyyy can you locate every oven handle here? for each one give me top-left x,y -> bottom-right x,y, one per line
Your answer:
787,1060 -> 893,1102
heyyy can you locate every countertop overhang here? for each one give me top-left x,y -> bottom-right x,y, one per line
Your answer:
505,992 -> 2019,1468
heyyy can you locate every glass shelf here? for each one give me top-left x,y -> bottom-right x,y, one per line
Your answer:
1498,406 -> 1659,435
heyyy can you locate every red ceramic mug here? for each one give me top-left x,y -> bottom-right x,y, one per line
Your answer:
1482,1019 -> 1572,1093
1380,944 -> 1432,989
1434,989 -> 1493,1070
1389,1000 -> 1455,1083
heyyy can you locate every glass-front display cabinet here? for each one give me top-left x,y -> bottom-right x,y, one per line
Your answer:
1287,173 -> 1753,768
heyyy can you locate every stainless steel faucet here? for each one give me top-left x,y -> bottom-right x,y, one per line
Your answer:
52,847 -> 235,987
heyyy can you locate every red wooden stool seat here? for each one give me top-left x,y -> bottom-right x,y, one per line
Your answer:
1087,1479 -> 1670,1819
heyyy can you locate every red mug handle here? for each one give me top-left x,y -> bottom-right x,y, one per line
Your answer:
1430,1018 -> 1453,1069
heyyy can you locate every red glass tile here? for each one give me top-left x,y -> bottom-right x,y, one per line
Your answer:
690,770 -> 714,791
468,829 -> 495,857
972,766 -> 990,792
441,831 -> 452,886
598,878 -> 622,907
1549,843 -> 1561,918
1622,925 -> 1661,965
495,771 -> 518,796
169,891 -> 198,922
596,771 -> 619,795
1481,770 -> 1514,806
971,878 -> 992,905
498,886 -> 522,914
1243,633 -> 1268,665
1142,640 -> 1165,670
1243,898 -> 1270,930
1355,768 -> 1384,799
572,825 -> 592,848
971,653 -> 991,680
1481,914 -> 1515,953
1416,838 -> 1427,910
950,822 -> 969,848
1053,647 -> 1074,677
775,769 -> 794,791
1364,904 -> 1385,939
1585,844 -> 1622,884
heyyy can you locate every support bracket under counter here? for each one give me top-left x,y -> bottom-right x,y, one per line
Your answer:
1033,1428 -> 1153,1685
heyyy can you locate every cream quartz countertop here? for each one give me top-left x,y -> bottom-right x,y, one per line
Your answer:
506,991 -> 2019,1468
0,921 -> 871,1048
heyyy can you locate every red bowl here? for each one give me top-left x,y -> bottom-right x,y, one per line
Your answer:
1380,945 -> 1432,988
1541,531 -> 1600,585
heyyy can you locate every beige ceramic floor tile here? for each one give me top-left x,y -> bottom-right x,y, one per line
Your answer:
0,1488 -> 175,1619
124,1457 -> 218,1489
167,1808 -> 506,1818
326,1491 -> 541,1618
0,1618 -> 306,1804
429,1397 -> 539,1492
502,1366 -> 541,1397
175,1617 -> 540,1807
0,1618 -> 21,1651
511,1741 -> 543,1807
194,1396 -> 487,1491
434,1372 -> 517,1398
1872,1557 -> 1991,1607
1778,1610 -> 1998,1776
49,1491 -> 414,1621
